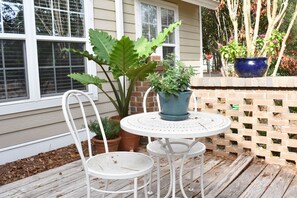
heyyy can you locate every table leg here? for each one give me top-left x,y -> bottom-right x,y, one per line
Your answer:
157,138 -> 199,198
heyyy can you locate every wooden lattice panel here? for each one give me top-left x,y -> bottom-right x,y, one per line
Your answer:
192,89 -> 297,167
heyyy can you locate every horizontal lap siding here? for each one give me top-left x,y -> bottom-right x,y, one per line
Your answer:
0,0 -> 117,149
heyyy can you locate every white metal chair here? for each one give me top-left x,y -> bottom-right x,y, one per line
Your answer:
62,90 -> 154,198
143,87 -> 206,198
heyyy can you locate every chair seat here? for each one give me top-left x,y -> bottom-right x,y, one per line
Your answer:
147,139 -> 206,157
87,152 -> 154,180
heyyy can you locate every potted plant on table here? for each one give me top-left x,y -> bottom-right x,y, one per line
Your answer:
147,54 -> 196,121
65,21 -> 182,150
88,117 -> 121,154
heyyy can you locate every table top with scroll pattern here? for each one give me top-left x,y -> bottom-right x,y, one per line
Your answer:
120,111 -> 231,139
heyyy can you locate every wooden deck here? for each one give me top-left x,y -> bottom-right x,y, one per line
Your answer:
1,153 -> 297,198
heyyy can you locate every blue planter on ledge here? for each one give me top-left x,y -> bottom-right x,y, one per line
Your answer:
234,57 -> 268,78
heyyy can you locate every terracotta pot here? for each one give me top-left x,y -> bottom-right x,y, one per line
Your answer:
91,136 -> 121,154
110,115 -> 140,151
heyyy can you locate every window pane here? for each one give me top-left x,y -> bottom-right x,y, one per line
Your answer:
0,39 -> 27,103
38,41 -> 86,96
163,46 -> 175,60
53,11 -> 68,36
1,1 -> 24,34
6,69 -> 27,99
161,8 -> 175,44
35,8 -> 52,35
70,13 -> 84,37
56,67 -> 71,92
53,0 -> 67,10
3,40 -> 24,68
35,0 -> 84,37
141,3 -> 157,41
70,43 -> 84,65
39,68 -> 55,95
34,0 -> 50,8
72,67 -> 85,89
54,42 -> 69,66
37,42 -> 53,67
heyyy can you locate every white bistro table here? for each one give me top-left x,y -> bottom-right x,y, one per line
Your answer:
120,111 -> 231,197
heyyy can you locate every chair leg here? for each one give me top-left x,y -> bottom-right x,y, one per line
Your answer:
144,175 -> 149,198
200,155 -> 205,198
148,155 -> 153,195
156,157 -> 161,198
86,174 -> 91,198
188,158 -> 195,192
134,177 -> 138,198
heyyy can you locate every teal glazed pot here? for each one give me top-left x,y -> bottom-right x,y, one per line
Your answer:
234,57 -> 268,77
158,91 -> 192,121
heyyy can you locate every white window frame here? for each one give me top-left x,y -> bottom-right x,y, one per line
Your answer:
0,0 -> 97,115
134,0 -> 180,60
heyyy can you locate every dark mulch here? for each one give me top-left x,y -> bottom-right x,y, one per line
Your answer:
0,142 -> 89,186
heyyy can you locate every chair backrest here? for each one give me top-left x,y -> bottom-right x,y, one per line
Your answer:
62,90 -> 109,167
143,87 -> 198,142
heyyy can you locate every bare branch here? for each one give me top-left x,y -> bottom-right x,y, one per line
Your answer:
272,3 -> 297,76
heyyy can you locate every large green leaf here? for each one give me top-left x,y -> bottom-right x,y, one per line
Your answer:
68,73 -> 107,89
134,21 -> 182,58
64,48 -> 104,65
109,36 -> 139,79
134,37 -> 151,58
126,61 -> 157,81
149,21 -> 182,52
89,29 -> 116,64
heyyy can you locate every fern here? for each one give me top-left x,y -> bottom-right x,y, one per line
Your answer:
68,73 -> 107,89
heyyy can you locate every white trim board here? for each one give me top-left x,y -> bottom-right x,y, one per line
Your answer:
181,0 -> 219,10
0,130 -> 94,165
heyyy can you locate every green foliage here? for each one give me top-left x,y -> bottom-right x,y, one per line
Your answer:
67,21 -> 182,118
68,73 -> 107,89
218,39 -> 246,63
135,21 -> 182,58
219,30 -> 285,64
109,36 -> 138,79
89,29 -> 116,64
147,54 -> 196,96
88,117 -> 120,140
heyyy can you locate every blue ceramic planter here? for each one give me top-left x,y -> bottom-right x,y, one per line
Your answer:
234,57 -> 268,77
158,91 -> 192,121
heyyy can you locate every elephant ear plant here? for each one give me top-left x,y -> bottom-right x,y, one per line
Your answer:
66,21 -> 181,119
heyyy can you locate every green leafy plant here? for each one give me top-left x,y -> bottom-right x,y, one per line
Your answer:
66,21 -> 181,118
218,38 -> 246,64
147,54 -> 195,96
88,117 -> 120,140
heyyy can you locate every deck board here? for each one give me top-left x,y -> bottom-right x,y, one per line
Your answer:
1,153 -> 297,198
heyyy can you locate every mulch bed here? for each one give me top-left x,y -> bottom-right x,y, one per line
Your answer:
0,142 -> 89,186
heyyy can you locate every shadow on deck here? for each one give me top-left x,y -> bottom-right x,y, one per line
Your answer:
1,153 -> 297,198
